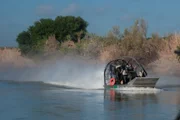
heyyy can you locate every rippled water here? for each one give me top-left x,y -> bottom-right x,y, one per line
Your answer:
0,81 -> 179,120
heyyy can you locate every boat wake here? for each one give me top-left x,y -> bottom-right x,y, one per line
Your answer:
0,57 -> 179,91
0,58 -> 105,90
112,87 -> 163,94
0,79 -> 103,90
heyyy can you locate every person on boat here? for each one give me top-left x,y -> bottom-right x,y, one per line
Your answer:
109,63 -> 121,84
116,65 -> 123,84
127,63 -> 134,71
126,63 -> 135,82
114,63 -> 122,84
122,67 -> 128,84
110,64 -> 116,78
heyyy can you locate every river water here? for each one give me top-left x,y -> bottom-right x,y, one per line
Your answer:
0,59 -> 180,120
0,80 -> 179,120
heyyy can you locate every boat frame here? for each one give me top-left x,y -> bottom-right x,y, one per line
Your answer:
104,56 -> 159,88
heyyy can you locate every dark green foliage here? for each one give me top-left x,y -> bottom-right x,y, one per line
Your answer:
31,18 -> 55,38
16,31 -> 32,54
55,16 -> 88,42
175,46 -> 180,61
16,16 -> 88,55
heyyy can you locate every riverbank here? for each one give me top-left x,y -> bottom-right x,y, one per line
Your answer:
0,44 -> 179,76
0,32 -> 180,77
0,47 -> 35,68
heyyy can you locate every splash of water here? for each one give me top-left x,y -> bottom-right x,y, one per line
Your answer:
47,69 -> 104,89
1,56 -> 180,90
0,57 -> 105,89
39,59 -> 105,89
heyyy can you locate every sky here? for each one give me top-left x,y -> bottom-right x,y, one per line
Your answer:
1,0 -> 180,47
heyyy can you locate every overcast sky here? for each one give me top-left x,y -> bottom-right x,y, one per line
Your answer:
1,0 -> 180,46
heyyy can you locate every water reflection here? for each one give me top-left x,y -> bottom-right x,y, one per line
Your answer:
104,89 -> 158,102
103,89 -> 159,120
104,89 -> 180,120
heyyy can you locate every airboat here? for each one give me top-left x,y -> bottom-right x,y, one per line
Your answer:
104,56 -> 159,89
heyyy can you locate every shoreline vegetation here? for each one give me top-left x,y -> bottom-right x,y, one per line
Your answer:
1,16 -> 180,75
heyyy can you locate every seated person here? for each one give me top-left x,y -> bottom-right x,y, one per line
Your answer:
126,63 -> 134,71
122,68 -> 128,84
110,65 -> 116,78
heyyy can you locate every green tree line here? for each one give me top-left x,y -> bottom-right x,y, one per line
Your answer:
16,16 -> 88,54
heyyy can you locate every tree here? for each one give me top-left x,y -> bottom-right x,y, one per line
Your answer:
54,16 -> 88,42
107,26 -> 121,40
139,19 -> 148,38
16,16 -> 88,55
128,19 -> 147,40
16,31 -> 32,54
28,18 -> 55,40
120,19 -> 148,55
